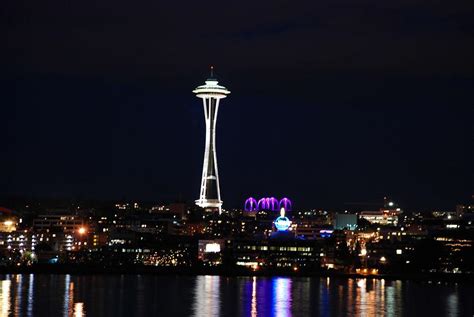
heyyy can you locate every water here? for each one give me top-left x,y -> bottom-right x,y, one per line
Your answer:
0,274 -> 472,316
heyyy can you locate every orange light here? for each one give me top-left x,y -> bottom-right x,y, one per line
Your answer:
78,227 -> 86,235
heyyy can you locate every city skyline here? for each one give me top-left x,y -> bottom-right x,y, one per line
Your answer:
2,1 -> 473,316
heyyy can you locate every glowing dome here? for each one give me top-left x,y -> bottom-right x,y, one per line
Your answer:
279,198 -> 292,211
244,197 -> 258,211
244,197 -> 293,212
274,208 -> 292,231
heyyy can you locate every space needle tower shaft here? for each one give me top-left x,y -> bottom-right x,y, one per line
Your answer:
193,67 -> 230,213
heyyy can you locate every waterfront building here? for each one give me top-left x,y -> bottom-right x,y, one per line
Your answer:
0,232 -> 35,252
0,231 -> 90,253
197,239 -> 226,265
433,230 -> 474,273
33,213 -> 87,234
232,238 -> 321,270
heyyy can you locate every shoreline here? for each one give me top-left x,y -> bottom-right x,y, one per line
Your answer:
0,265 -> 472,283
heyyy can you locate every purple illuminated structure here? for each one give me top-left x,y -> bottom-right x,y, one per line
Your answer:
268,197 -> 279,211
244,197 -> 258,211
279,198 -> 292,211
257,197 -> 280,211
244,197 -> 293,212
257,198 -> 269,211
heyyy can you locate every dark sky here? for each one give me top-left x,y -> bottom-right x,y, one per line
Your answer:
2,0 -> 473,210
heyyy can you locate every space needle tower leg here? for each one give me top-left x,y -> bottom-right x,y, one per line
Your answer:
193,67 -> 230,213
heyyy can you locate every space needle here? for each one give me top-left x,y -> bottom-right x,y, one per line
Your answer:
193,67 -> 230,213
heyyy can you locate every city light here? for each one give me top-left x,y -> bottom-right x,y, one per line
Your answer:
274,208 -> 292,231
245,197 -> 293,211
205,243 -> 221,253
357,279 -> 366,288
320,229 -> 333,238
0,5 -> 472,314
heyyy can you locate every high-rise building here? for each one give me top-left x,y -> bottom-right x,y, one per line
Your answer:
334,213 -> 358,230
193,68 -> 230,213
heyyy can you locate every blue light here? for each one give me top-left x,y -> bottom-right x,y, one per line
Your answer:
274,217 -> 291,231
272,278 -> 292,317
320,229 -> 333,238
274,208 -> 291,231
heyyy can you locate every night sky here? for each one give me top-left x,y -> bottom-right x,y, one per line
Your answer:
2,0 -> 473,210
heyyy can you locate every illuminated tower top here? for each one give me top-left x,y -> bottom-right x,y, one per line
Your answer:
193,67 -> 231,98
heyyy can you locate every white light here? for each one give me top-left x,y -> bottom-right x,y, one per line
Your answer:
357,279 -> 366,288
205,243 -> 221,253
74,302 -> 85,317
396,249 -> 402,255
194,75 -> 229,214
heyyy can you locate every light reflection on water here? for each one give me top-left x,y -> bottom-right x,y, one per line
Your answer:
0,274 -> 470,316
74,302 -> 85,317
1,279 -> 11,316
446,289 -> 459,317
251,276 -> 257,317
272,277 -> 292,317
192,275 -> 220,317
27,274 -> 33,317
